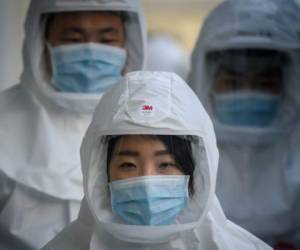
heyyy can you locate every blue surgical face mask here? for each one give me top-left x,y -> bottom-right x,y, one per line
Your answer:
213,92 -> 280,127
109,175 -> 189,226
48,43 -> 126,93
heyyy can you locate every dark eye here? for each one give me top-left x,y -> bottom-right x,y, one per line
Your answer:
256,80 -> 271,89
256,77 -> 279,88
101,39 -> 115,43
62,38 -> 82,44
225,78 -> 240,90
60,35 -> 83,44
119,162 -> 136,170
99,39 -> 122,47
159,162 -> 177,169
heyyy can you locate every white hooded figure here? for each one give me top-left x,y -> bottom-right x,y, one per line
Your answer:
146,33 -> 190,81
42,71 -> 271,250
189,0 -> 300,248
0,0 -> 146,249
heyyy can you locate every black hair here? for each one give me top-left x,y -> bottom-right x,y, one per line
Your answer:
106,135 -> 195,195
44,13 -> 55,40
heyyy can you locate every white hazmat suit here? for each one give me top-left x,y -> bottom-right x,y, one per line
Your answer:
189,0 -> 300,247
0,0 -> 146,249
42,71 -> 271,250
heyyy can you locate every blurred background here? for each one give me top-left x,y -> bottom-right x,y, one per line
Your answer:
142,0 -> 223,51
0,0 -> 223,91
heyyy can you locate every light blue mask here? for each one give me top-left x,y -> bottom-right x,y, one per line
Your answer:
49,43 -> 126,93
109,175 -> 189,226
214,92 -> 280,127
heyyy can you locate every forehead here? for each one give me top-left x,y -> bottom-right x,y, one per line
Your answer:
114,135 -> 167,150
47,11 -> 123,29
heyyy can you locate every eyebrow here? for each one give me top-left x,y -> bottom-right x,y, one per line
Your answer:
154,150 -> 171,156
115,150 -> 139,157
62,27 -> 119,36
97,27 -> 119,35
115,150 -> 171,157
61,27 -> 84,35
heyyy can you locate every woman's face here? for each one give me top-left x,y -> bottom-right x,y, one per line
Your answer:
109,135 -> 184,181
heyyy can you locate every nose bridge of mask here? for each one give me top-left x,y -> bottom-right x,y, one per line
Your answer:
214,91 -> 280,105
110,176 -> 189,200
49,43 -> 126,64
48,43 -> 126,93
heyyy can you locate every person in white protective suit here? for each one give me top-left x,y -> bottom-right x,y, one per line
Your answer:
146,33 -> 190,80
0,0 -> 146,249
189,0 -> 300,249
41,71 -> 271,250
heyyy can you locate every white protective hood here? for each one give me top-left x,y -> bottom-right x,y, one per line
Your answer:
188,0 -> 300,245
22,0 -> 147,113
188,0 -> 300,145
79,71 -> 271,249
0,0 -> 146,200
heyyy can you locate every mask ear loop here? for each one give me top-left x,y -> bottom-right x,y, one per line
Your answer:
35,15 -> 56,92
44,42 -> 59,91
